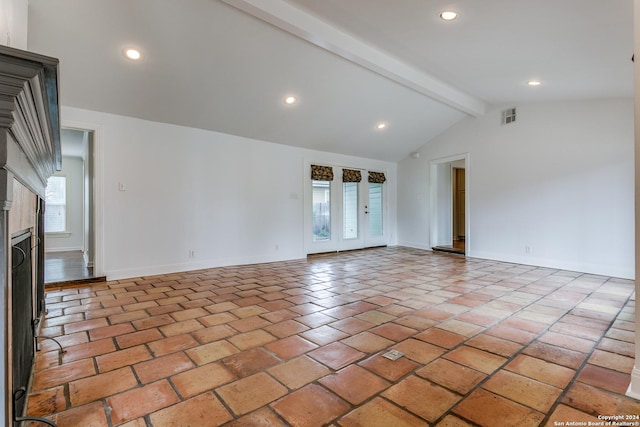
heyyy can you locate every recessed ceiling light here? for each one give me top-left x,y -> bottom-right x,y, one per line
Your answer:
284,96 -> 297,105
124,48 -> 141,60
376,122 -> 388,130
527,80 -> 541,86
439,11 -> 458,21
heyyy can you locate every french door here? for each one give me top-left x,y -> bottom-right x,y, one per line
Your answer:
306,165 -> 386,254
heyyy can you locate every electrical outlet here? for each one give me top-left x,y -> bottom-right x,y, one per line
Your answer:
524,245 -> 532,254
189,250 -> 196,258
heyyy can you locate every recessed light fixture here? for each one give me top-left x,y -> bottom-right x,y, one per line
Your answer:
284,96 -> 297,105
376,122 -> 388,130
439,11 -> 458,21
124,48 -> 141,61
527,80 -> 541,86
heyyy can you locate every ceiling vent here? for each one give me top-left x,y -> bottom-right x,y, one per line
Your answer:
501,107 -> 516,125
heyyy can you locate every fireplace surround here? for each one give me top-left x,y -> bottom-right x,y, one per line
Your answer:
0,45 -> 61,426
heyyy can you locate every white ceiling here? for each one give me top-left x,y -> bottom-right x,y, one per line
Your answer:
27,0 -> 633,162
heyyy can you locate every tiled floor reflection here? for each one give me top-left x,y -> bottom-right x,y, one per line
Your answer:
27,247 -> 638,426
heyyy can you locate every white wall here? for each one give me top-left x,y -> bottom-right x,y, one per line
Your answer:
398,98 -> 634,279
45,156 -> 84,252
62,106 -> 397,280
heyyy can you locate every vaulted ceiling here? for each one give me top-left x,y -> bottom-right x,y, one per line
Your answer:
27,0 -> 633,161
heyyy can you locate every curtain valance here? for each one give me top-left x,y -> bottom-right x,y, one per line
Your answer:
342,169 -> 362,183
311,164 -> 334,181
368,171 -> 386,184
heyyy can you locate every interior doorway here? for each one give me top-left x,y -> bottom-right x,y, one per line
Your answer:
452,165 -> 466,252
44,128 -> 98,284
430,154 -> 469,255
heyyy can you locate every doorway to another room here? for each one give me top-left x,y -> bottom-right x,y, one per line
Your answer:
431,155 -> 468,255
44,128 -> 100,284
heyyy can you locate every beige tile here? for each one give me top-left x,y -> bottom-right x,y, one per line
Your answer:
319,365 -> 390,404
383,375 -> 461,422
268,355 -> 331,389
544,404 -> 601,427
69,367 -> 138,406
133,352 -> 195,383
393,339 -> 445,364
46,402 -> 110,427
272,383 -> 350,426
482,370 -> 562,412
147,334 -> 200,356
217,372 -> 288,415
32,359 -> 96,391
506,354 -> 575,388
149,391 -> 233,426
417,358 -> 486,395
445,346 -> 507,375
186,340 -> 239,365
158,319 -> 204,336
339,397 -> 427,427
95,345 -> 152,373
454,389 -> 545,427
341,331 -> 394,353
171,362 -> 237,398
107,380 -> 179,425
228,329 -> 277,350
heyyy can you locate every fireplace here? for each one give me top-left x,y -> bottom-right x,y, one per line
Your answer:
0,46 -> 61,425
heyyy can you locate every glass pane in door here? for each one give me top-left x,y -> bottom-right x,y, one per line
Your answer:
343,182 -> 358,239
368,183 -> 383,237
312,180 -> 331,241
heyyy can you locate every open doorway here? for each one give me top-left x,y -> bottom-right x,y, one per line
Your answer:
44,128 -> 98,284
430,154 -> 469,255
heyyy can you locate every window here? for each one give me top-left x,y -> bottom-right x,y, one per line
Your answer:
45,176 -> 67,233
369,183 -> 383,237
312,180 -> 331,241
343,182 -> 358,239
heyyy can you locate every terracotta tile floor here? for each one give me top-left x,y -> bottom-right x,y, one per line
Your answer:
26,247 -> 640,426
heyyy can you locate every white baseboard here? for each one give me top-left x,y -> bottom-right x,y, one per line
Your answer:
396,243 -> 633,279
45,247 -> 82,253
397,241 -> 432,251
469,250 -> 634,280
105,253 -> 305,281
627,367 -> 640,399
